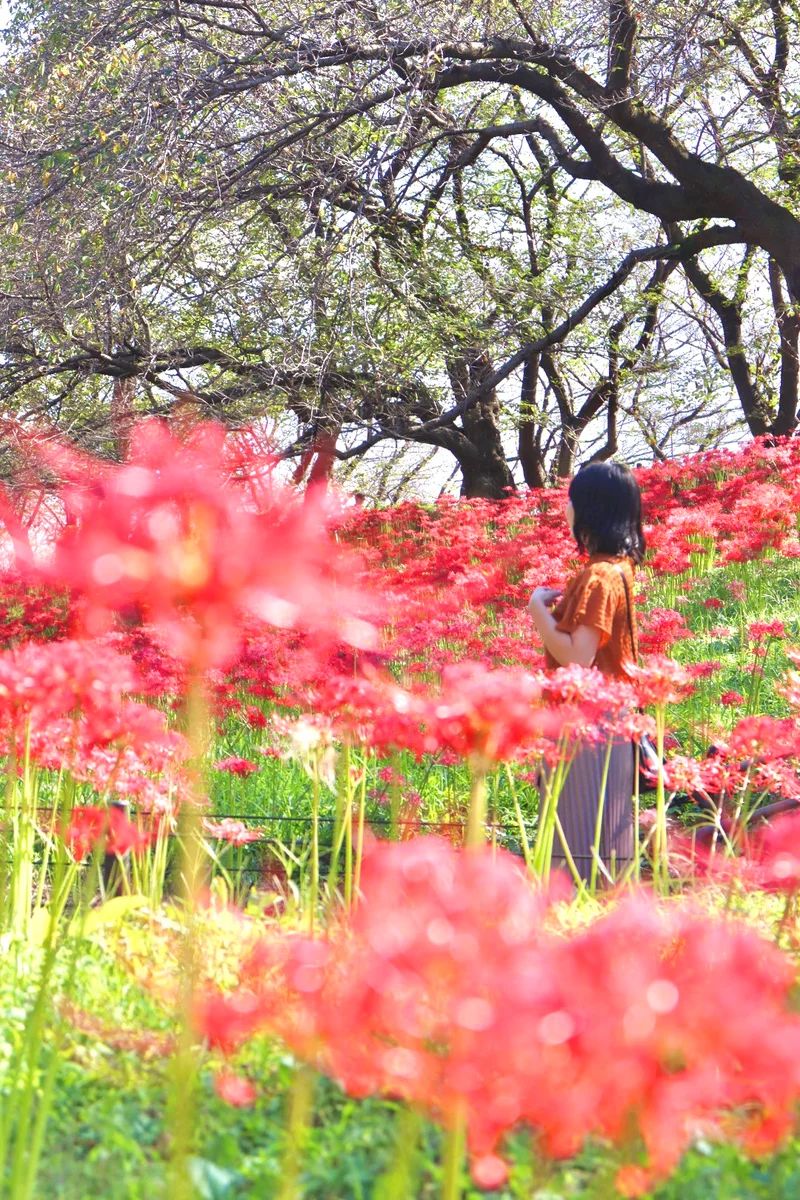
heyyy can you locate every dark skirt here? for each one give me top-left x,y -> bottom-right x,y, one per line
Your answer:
547,737 -> 634,883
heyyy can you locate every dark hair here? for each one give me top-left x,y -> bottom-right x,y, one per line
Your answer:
568,461 -> 646,565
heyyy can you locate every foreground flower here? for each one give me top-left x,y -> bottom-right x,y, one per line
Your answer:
194,839 -> 800,1185
746,812 -> 800,892
36,420 -> 376,669
0,639 -> 138,742
470,1154 -> 509,1190
728,716 -> 800,760
193,988 -> 265,1054
420,663 -> 547,763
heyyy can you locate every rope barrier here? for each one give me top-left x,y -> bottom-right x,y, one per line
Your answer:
30,808 -> 533,833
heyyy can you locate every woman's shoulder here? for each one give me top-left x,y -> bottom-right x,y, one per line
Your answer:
570,556 -> 632,587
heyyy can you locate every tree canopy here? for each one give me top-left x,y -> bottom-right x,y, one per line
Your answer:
2,0 -> 800,496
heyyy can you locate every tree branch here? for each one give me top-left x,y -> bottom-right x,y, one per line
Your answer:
330,226 -> 743,461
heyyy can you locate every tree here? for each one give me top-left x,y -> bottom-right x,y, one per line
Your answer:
1,1 -> 798,496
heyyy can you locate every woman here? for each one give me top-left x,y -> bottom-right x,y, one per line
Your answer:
527,461 -> 645,882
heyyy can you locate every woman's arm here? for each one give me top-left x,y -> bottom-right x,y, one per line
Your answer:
528,588 -> 601,668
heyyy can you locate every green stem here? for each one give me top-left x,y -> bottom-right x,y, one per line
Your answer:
344,757 -> 354,909
375,1104 -> 422,1199
329,743 -> 349,898
633,742 -> 641,886
589,736 -> 614,894
553,810 -> 587,895
279,1065 -> 316,1200
504,764 -> 533,874
169,671 -> 211,1200
654,709 -> 668,893
532,737 -> 574,880
440,1110 -> 466,1200
466,764 -> 487,848
309,767 -> 320,936
353,757 -> 368,905
0,743 -> 16,933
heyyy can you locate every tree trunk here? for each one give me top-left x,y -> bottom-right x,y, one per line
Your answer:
682,258 -> 772,436
293,425 -> 341,493
458,449 -> 515,499
769,259 -> 800,436
111,377 -> 135,460
518,356 -> 549,488
555,426 -> 578,477
446,349 -> 516,499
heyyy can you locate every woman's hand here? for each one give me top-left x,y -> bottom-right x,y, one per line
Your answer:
527,588 -> 599,667
527,587 -> 562,614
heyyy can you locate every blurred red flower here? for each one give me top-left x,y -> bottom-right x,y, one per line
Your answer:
747,812 -> 800,892
196,839 -> 800,1186
66,805 -> 152,860
193,988 -> 266,1054
214,1071 -> 257,1107
36,420 -> 376,670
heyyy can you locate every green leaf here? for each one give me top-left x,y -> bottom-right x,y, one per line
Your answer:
73,894 -> 148,937
29,906 -> 53,947
187,1157 -> 244,1200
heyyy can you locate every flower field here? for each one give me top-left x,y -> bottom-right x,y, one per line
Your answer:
6,425 -> 800,1197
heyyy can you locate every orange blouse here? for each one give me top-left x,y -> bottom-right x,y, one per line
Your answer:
545,554 -> 638,679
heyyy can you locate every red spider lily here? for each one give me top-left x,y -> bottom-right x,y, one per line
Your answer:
0,639 -> 138,736
244,706 -> 267,729
0,573 -> 74,648
308,671 -> 428,758
659,755 -> 712,794
196,840 -> 800,1186
35,420 -> 376,670
752,760 -> 800,799
0,640 -> 192,811
627,657 -> 694,708
638,608 -> 692,656
685,661 -> 721,680
702,597 -> 724,610
193,988 -> 266,1054
66,805 -> 153,861
776,668 -> 800,711
470,1154 -> 509,1190
539,664 -> 636,717
615,710 -> 658,744
419,663 -> 549,763
5,431 -> 800,716
202,818 -> 263,846
746,812 -> 800,891
214,1071 -> 257,1107
720,690 -> 745,706
748,620 -> 786,642
615,1165 -> 653,1198
728,716 -> 800,760
214,757 -> 258,777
